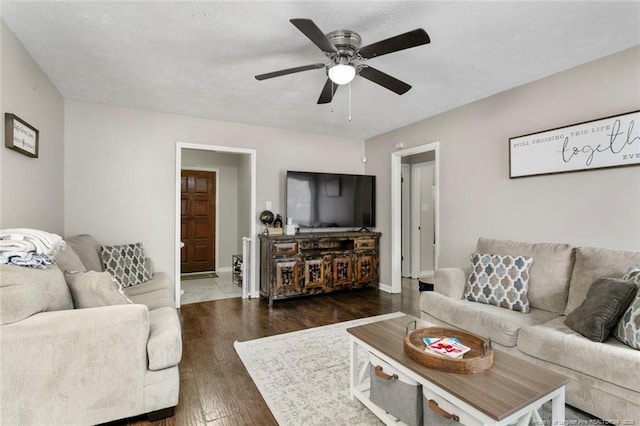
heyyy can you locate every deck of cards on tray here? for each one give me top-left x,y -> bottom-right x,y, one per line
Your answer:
423,336 -> 471,359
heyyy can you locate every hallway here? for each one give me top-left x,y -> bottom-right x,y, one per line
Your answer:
180,271 -> 242,305
181,273 -> 423,307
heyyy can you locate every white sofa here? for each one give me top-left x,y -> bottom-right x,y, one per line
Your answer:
420,238 -> 640,421
0,234 -> 182,425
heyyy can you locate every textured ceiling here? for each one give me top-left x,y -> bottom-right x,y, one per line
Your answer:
2,1 -> 639,140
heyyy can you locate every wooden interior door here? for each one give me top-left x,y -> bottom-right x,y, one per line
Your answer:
181,170 -> 216,273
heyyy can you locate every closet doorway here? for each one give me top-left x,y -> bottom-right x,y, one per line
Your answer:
402,156 -> 436,279
391,142 -> 440,294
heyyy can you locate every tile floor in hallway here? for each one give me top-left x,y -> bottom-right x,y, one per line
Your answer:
180,271 -> 242,305
180,273 -> 426,305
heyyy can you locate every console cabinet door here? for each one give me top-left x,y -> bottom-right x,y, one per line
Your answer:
304,257 -> 327,289
332,254 -> 354,287
274,260 -> 301,294
356,253 -> 377,283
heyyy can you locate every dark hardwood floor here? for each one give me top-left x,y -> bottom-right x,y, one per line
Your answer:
122,281 -> 421,425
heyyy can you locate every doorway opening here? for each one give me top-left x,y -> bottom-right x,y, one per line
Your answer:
391,142 -> 440,294
174,143 -> 257,308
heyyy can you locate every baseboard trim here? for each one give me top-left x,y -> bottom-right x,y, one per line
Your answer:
379,283 -> 397,294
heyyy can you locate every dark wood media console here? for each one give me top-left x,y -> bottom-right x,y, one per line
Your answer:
259,231 -> 380,306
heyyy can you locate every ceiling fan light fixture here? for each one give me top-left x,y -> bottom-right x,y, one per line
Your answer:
328,63 -> 356,85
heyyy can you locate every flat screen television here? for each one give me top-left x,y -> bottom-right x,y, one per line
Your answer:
286,171 -> 376,229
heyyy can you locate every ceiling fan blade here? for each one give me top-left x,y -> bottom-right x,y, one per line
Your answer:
358,66 -> 411,95
255,63 -> 325,80
358,28 -> 430,59
317,78 -> 338,104
290,18 -> 338,55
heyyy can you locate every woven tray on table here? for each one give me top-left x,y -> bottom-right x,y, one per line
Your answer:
403,324 -> 493,374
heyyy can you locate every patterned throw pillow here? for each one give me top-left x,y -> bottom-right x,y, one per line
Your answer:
100,242 -> 152,287
613,268 -> 640,349
464,253 -> 533,313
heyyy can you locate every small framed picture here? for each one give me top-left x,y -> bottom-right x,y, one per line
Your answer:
5,113 -> 39,158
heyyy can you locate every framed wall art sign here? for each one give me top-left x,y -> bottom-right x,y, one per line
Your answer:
5,113 -> 39,158
509,110 -> 639,178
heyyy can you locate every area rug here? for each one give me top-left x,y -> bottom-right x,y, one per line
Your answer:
234,312 -> 596,426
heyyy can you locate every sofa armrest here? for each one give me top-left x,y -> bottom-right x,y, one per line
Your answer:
1,305 -> 150,425
434,267 -> 470,299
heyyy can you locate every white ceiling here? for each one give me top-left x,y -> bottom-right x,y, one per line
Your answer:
2,1 -> 639,140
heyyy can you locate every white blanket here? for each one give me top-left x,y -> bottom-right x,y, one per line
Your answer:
0,228 -> 65,256
0,239 -> 36,253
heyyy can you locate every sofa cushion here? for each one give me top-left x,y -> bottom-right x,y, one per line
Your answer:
564,277 -> 637,342
66,234 -> 104,272
101,242 -> 152,287
55,243 -> 87,273
124,272 -> 175,310
464,253 -> 532,313
0,264 -> 73,325
518,316 -> 640,393
147,307 -> 182,371
434,267 -> 470,299
614,268 -> 640,349
420,291 -> 558,347
476,238 -> 575,314
564,247 -> 640,315
65,271 -> 133,309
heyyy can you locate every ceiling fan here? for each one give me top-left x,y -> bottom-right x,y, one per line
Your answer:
255,19 -> 431,104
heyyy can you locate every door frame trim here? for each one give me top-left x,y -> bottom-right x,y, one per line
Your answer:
401,163 -> 411,277
410,164 -> 422,279
181,167 -> 220,273
175,142 -> 257,307
391,142 -> 440,293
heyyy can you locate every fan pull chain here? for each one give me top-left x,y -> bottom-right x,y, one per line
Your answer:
348,82 -> 352,121
331,80 -> 335,113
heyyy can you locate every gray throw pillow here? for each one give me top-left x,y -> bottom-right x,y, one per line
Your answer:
65,271 -> 133,308
100,242 -> 152,287
1,264 -> 73,325
55,243 -> 87,273
565,277 -> 637,342
65,234 -> 104,271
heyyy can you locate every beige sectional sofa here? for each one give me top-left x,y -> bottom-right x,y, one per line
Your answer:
0,234 -> 182,425
420,238 -> 640,421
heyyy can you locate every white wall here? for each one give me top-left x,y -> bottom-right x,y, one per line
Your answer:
1,21 -> 64,234
366,45 -> 640,286
64,100 -> 364,286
